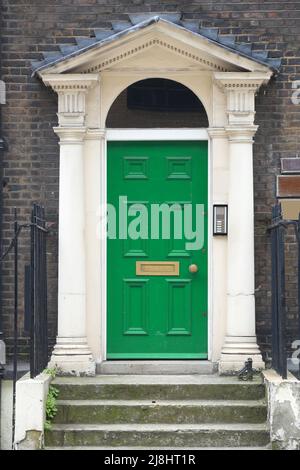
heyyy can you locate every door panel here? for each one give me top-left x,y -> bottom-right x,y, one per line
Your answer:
123,279 -> 149,336
167,279 -> 192,336
107,141 -> 208,359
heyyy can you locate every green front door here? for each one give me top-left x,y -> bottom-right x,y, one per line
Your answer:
107,141 -> 208,359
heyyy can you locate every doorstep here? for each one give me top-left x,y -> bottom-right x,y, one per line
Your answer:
96,360 -> 218,375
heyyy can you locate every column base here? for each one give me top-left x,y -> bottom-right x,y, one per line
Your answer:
48,337 -> 96,376
219,336 -> 265,375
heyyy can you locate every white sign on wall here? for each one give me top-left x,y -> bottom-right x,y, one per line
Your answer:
0,80 -> 6,105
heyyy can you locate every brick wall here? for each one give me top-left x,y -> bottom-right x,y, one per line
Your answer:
1,0 -> 300,360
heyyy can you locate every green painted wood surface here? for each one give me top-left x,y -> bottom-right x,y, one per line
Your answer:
107,141 -> 208,359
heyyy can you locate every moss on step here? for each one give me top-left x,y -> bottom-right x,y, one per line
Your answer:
55,382 -> 265,401
53,401 -> 267,425
45,425 -> 270,448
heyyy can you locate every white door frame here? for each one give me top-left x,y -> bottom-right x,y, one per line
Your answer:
102,128 -> 212,362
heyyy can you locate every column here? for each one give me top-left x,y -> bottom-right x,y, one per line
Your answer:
85,129 -> 106,364
207,128 -> 229,363
43,74 -> 99,375
214,72 -> 271,373
220,125 -> 264,373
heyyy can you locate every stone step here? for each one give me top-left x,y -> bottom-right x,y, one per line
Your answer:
45,423 -> 270,448
97,360 -> 216,375
54,399 -> 267,425
53,375 -> 265,401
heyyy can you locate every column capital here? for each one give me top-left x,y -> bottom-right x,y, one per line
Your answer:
42,73 -> 99,127
225,125 -> 258,143
53,126 -> 87,144
85,128 -> 106,141
213,72 -> 271,126
207,127 -> 227,139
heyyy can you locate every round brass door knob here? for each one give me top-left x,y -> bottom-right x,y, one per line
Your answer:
189,264 -> 198,273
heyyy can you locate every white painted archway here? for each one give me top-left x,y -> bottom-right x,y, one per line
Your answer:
38,19 -> 273,375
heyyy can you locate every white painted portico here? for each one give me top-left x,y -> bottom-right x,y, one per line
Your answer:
36,18 -> 274,375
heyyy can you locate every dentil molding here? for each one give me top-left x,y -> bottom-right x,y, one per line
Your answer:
42,73 -> 99,91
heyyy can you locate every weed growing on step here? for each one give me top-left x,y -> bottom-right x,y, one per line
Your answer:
44,367 -> 60,431
44,366 -> 61,379
45,386 -> 59,431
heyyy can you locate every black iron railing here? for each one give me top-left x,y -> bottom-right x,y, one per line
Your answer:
0,204 -> 49,447
269,203 -> 300,379
29,204 -> 48,378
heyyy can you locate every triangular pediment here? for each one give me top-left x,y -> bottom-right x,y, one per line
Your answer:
34,17 -> 278,78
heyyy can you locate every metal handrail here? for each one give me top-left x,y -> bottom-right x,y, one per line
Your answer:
268,204 -> 300,380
